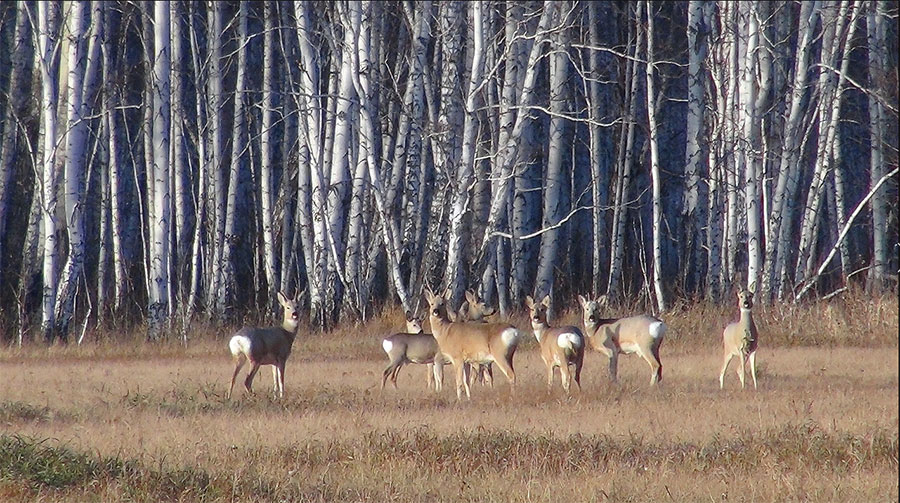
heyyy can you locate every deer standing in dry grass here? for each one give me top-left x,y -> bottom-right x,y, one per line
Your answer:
227,291 -> 300,399
526,295 -> 585,393
578,295 -> 666,385
381,314 -> 443,391
457,290 -> 496,386
719,288 -> 759,390
424,287 -> 521,400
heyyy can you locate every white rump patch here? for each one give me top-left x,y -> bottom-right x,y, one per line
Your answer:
382,339 -> 393,354
501,328 -> 520,347
649,321 -> 667,340
229,334 -> 252,357
557,332 -> 582,350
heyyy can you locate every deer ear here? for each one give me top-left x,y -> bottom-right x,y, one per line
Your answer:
577,295 -> 588,308
405,311 -> 414,322
541,295 -> 551,307
423,288 -> 434,304
525,296 -> 534,309
277,291 -> 289,306
597,295 -> 609,307
465,290 -> 477,303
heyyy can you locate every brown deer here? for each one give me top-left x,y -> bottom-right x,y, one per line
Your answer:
227,291 -> 301,399
720,288 -> 759,390
526,295 -> 585,393
578,295 -> 666,385
424,287 -> 520,400
381,313 -> 443,391
457,289 -> 496,386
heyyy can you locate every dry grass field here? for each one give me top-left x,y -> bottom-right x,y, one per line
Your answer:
1,291 -> 897,502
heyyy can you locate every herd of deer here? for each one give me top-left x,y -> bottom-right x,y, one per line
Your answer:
226,287 -> 760,400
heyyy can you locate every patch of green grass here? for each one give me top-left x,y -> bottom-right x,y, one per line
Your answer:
0,435 -> 219,500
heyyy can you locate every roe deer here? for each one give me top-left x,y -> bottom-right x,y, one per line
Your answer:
458,289 -> 496,387
578,295 -> 666,385
381,313 -> 444,391
526,295 -> 585,393
424,287 -> 520,400
719,288 -> 758,390
227,291 -> 300,399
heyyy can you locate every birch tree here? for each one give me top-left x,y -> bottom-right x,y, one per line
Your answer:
148,0 -> 171,335
645,0 -> 666,313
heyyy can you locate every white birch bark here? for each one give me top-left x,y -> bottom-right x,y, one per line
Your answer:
607,6 -> 641,300
259,0 -> 279,303
739,1 -> 761,292
187,0 -> 208,318
148,0 -> 171,335
295,0 -> 329,324
534,6 -> 568,301
867,0 -> 891,286
684,0 -> 709,293
645,0 -> 666,313
443,1 -> 485,304
794,1 -> 845,286
207,1 -> 226,315
348,1 -> 413,313
170,0 -> 190,299
762,1 -> 819,299
38,1 -> 61,341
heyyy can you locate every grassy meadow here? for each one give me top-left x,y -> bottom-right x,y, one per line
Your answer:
1,290 -> 897,502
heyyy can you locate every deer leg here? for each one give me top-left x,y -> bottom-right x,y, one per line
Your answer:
272,365 -> 280,397
641,349 -> 662,386
227,354 -> 247,399
737,353 -> 746,389
426,363 -> 435,390
270,364 -> 284,398
484,363 -> 494,387
607,351 -> 618,383
244,362 -> 261,394
433,361 -> 444,392
560,364 -> 573,394
719,352 -> 733,389
749,351 -> 758,390
456,363 -> 468,401
492,357 -> 516,388
573,359 -> 583,391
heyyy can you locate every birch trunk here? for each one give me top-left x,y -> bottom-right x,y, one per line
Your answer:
259,0 -> 279,303
739,1 -> 761,292
645,0 -> 666,313
38,1 -> 61,342
443,1 -> 485,305
867,0 -> 891,287
534,7 -> 568,301
170,0 -> 190,301
763,1 -> 819,299
207,0 -> 226,316
607,6 -> 641,300
683,0 -> 708,294
148,0 -> 171,335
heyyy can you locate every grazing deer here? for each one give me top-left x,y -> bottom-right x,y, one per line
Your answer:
457,289 -> 496,386
424,287 -> 521,400
526,295 -> 585,393
381,313 -> 444,391
719,288 -> 759,390
227,291 -> 301,399
578,295 -> 666,385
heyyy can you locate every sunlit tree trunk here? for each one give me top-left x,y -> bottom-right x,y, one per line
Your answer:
534,5 -> 568,301
147,0 -> 171,336
645,0 -> 666,313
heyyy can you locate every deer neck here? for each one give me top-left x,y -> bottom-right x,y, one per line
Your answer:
281,319 -> 300,342
531,320 -> 549,342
